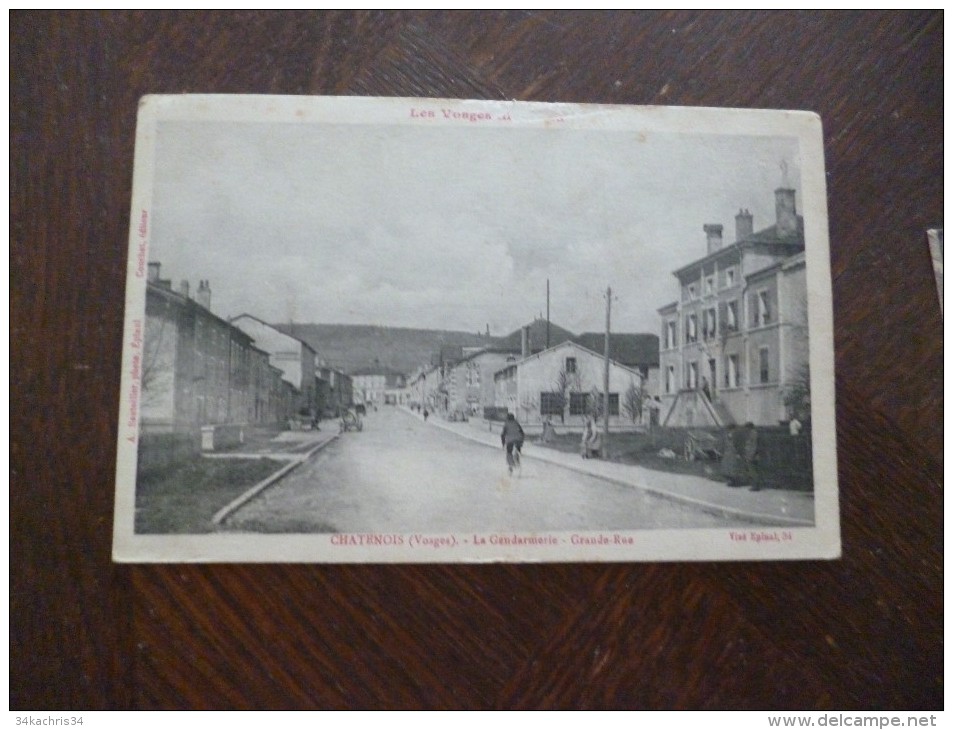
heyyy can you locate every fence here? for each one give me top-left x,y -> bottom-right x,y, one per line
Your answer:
654,425 -> 814,492
753,427 -> 814,491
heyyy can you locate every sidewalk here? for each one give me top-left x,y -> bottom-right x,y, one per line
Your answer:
401,408 -> 814,526
203,427 -> 338,461
210,429 -> 340,525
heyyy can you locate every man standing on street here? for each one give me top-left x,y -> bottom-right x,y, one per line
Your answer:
743,422 -> 761,491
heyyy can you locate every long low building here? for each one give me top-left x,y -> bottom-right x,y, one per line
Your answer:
140,265 -> 297,437
412,319 -> 660,421
230,313 -> 319,417
493,340 -> 655,428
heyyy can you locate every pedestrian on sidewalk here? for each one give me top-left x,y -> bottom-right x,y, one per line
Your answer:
743,422 -> 761,491
720,424 -> 744,486
423,408 -> 429,421
501,413 -> 524,475
581,415 -> 603,459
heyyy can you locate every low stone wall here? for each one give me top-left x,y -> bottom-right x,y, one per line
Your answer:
479,418 -> 643,437
137,428 -> 199,475
200,423 -> 246,451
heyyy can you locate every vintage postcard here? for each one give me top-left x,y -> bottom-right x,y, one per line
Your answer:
113,95 -> 839,562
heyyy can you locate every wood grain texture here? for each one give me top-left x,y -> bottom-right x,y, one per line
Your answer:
10,11 -> 942,709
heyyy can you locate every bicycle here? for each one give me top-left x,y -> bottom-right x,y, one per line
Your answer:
501,414 -> 525,477
505,440 -> 523,476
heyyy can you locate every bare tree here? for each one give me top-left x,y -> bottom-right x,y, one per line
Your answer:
587,386 -> 604,419
783,289 -> 811,422
783,361 -> 811,422
622,380 -> 645,423
549,367 -> 580,423
140,313 -> 172,408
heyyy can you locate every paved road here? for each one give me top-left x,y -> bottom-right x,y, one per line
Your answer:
225,408 -> 748,533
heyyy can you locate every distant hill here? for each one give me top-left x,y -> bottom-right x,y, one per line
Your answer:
276,320 -> 660,377
276,323 -> 493,375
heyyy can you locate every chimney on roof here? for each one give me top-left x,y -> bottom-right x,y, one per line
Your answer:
179,280 -> 190,299
147,262 -> 160,283
197,279 -> 211,310
704,224 -> 723,254
521,325 -> 530,358
735,209 -> 753,241
775,188 -> 797,236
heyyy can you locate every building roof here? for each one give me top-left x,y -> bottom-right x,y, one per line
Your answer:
672,216 -> 804,279
447,347 -> 521,367
742,218 -> 804,246
573,333 -> 659,368
230,313 -> 317,354
349,365 -> 407,378
497,318 -> 577,352
147,281 -> 253,346
745,249 -> 807,283
494,338 -> 644,379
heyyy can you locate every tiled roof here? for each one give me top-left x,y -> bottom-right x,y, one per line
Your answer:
497,318 -> 576,352
573,333 -> 659,368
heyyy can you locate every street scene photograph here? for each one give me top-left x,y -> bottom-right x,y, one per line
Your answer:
113,96 -> 839,562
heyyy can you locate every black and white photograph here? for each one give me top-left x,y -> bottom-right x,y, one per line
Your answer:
113,95 -> 839,562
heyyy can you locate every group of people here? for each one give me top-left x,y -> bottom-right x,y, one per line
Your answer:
503,413 -> 605,471
498,413 -> 780,492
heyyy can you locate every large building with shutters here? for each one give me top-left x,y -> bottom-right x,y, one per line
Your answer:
657,186 -> 809,427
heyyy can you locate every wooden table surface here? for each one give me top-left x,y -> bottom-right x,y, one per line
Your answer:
11,11 -> 943,710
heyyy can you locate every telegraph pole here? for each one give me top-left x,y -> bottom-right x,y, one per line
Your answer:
602,286 -> 611,458
546,279 -> 551,349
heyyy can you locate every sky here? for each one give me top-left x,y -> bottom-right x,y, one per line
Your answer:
149,117 -> 801,337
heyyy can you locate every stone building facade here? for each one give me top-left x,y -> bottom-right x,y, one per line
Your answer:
657,187 -> 809,427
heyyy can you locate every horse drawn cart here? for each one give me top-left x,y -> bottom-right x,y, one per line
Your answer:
339,409 -> 363,433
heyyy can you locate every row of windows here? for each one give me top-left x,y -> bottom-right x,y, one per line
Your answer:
194,321 -> 232,352
449,365 -> 483,387
684,268 -> 739,301
540,391 -> 620,416
466,363 -> 480,386
664,291 -> 773,348
664,348 -> 772,394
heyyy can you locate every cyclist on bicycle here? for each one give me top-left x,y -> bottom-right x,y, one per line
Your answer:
501,413 -> 525,475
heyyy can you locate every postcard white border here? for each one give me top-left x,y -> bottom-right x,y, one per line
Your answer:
112,95 -> 839,563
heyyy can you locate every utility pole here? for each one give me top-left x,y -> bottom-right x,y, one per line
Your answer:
603,286 -> 611,459
546,279 -> 550,349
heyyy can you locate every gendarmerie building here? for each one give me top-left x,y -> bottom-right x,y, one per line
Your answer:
657,186 -> 808,427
